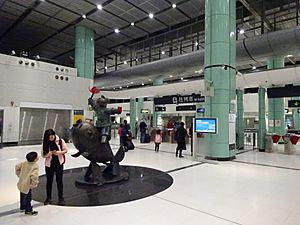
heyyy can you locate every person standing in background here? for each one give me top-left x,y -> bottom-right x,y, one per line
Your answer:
154,129 -> 162,152
175,122 -> 187,158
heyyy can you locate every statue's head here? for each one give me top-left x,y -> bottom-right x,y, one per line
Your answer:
96,95 -> 109,108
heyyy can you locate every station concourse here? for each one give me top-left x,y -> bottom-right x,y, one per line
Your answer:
1,0 -> 300,224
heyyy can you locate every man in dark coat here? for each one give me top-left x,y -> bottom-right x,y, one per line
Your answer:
139,120 -> 147,143
175,122 -> 187,157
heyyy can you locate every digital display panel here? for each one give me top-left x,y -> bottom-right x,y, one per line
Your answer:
194,118 -> 217,134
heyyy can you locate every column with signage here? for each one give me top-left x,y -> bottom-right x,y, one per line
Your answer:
236,89 -> 244,149
152,79 -> 163,128
137,98 -> 144,122
291,98 -> 300,130
130,98 -> 136,138
258,87 -> 266,151
203,0 -> 236,160
267,58 -> 285,136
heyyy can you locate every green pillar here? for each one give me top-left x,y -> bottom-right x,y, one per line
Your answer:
130,98 -> 136,138
204,0 -> 236,160
236,89 -> 244,149
75,26 -> 95,79
137,98 -> 144,122
153,79 -> 163,128
293,97 -> 300,130
267,58 -> 285,135
258,87 -> 266,151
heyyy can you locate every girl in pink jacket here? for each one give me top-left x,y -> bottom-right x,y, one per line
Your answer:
154,129 -> 162,152
42,129 -> 68,206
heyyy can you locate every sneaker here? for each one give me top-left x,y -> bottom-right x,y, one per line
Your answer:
179,155 -> 184,158
44,198 -> 52,205
58,199 -> 66,206
25,211 -> 38,216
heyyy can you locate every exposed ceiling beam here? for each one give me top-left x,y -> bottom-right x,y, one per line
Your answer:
239,0 -> 273,31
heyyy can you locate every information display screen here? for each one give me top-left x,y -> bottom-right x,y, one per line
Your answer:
194,118 -> 217,134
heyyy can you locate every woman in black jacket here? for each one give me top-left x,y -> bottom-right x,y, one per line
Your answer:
175,122 -> 187,158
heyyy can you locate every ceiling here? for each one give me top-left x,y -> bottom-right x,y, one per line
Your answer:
0,0 -> 298,77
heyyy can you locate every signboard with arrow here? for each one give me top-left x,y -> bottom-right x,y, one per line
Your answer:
288,100 -> 300,107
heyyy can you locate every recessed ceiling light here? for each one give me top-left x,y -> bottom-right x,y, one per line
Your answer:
252,66 -> 256,70
131,22 -> 135,26
149,13 -> 154,19
148,78 -> 152,81
169,75 -> 173,78
97,4 -> 102,10
119,86 -> 122,89
114,28 -> 120,33
82,14 -> 86,19
195,42 -> 199,46
126,85 -> 129,88
124,61 -> 127,65
96,68 -> 99,71
135,58 -> 138,61
141,83 -> 145,86
172,4 -> 176,8
287,54 -> 293,57
181,77 -> 184,80
161,51 -> 165,55
131,81 -> 133,84
104,66 -> 108,70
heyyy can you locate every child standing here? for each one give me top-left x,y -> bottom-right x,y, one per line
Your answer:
154,129 -> 162,152
15,152 -> 39,215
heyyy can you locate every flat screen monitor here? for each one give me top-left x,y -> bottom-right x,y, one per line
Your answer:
194,118 -> 217,134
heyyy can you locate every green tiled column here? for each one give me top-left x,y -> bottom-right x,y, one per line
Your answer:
75,26 -> 95,79
236,89 -> 244,149
137,98 -> 144,122
204,0 -> 236,160
267,58 -> 285,135
293,97 -> 300,130
258,87 -> 267,151
153,79 -> 163,128
130,98 -> 136,138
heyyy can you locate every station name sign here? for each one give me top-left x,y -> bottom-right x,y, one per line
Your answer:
154,94 -> 204,105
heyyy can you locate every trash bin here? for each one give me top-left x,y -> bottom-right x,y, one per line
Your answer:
283,134 -> 295,154
265,133 -> 274,153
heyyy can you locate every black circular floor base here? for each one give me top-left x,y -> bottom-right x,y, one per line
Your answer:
32,165 -> 173,207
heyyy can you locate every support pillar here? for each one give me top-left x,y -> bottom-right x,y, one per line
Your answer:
153,79 -> 163,128
258,87 -> 266,151
137,98 -> 144,122
267,58 -> 285,136
293,97 -> 300,130
236,89 -> 244,149
130,98 -> 136,138
75,26 -> 95,79
203,0 -> 236,160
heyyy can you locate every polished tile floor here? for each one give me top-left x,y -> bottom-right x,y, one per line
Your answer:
1,139 -> 300,225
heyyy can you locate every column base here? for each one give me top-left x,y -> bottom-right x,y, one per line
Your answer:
205,156 -> 236,161
259,149 -> 265,152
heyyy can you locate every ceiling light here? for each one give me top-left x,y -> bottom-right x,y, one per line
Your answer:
181,77 -> 184,80
135,58 -> 138,61
124,61 -> 127,65
230,31 -> 235,37
172,4 -> 176,8
149,13 -> 154,19
252,66 -> 256,70
131,22 -> 135,26
82,14 -> 86,19
161,51 -> 165,55
195,42 -> 199,46
11,50 -> 16,55
148,79 -> 152,81
96,68 -> 99,71
286,54 -> 293,57
114,28 -> 120,33
131,82 -> 133,84
119,86 -> 122,89
239,29 -> 245,34
35,55 -> 40,60
141,83 -> 145,86
97,4 -> 102,10
169,75 -> 173,78
126,85 -> 129,88
104,66 -> 108,70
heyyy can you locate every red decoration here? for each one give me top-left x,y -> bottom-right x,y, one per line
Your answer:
89,86 -> 101,94
117,107 -> 122,113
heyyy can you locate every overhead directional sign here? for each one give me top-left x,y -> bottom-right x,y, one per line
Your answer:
288,100 -> 300,107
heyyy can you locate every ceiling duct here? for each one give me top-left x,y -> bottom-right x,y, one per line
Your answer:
94,26 -> 300,88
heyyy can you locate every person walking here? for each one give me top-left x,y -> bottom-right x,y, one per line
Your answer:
15,151 -> 39,215
154,129 -> 162,152
175,122 -> 187,158
139,120 -> 147,143
42,129 -> 68,205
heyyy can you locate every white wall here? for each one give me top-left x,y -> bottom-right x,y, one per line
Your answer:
0,53 -> 92,142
